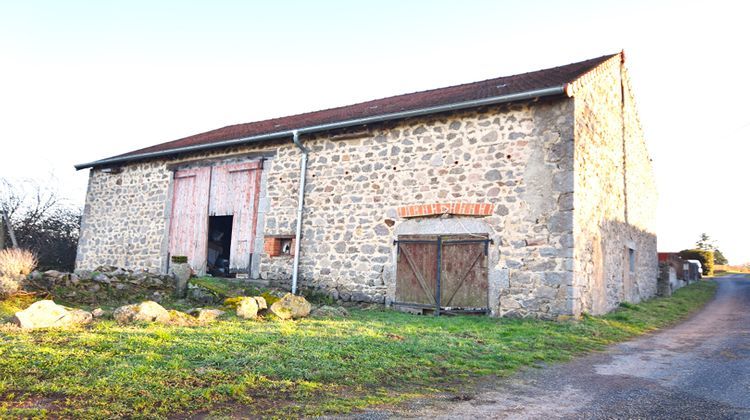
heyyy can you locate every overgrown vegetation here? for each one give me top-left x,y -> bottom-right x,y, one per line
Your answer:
0,281 -> 717,418
1,178 -> 80,271
187,277 -> 267,304
0,249 -> 37,298
679,248 -> 714,276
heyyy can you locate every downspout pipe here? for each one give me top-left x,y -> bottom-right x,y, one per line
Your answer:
291,130 -> 308,295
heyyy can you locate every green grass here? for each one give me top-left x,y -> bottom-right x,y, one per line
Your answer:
188,276 -> 262,299
0,281 -> 717,418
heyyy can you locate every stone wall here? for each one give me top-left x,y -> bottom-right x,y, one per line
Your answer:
77,98 -> 576,318
571,55 -> 658,315
76,144 -> 281,273
262,100 -> 575,318
76,160 -> 172,271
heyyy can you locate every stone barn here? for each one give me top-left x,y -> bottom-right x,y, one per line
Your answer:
75,51 -> 657,318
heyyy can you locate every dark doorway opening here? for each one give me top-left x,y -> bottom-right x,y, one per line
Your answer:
207,215 -> 234,277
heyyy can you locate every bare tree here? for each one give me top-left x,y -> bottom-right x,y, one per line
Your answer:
0,177 -> 81,271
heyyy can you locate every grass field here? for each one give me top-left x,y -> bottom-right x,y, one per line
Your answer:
712,264 -> 750,277
0,281 -> 717,419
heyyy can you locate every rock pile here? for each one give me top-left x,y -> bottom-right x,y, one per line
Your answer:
27,266 -> 175,305
113,301 -> 225,326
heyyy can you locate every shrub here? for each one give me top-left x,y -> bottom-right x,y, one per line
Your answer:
0,248 -> 37,277
678,249 -> 714,276
0,276 -> 21,298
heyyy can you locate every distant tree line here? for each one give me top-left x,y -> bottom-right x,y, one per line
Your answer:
0,178 -> 81,272
679,232 -> 729,276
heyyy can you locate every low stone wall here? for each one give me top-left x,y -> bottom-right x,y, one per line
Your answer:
27,266 -> 175,305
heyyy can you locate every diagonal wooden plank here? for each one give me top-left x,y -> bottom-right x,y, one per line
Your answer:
442,247 -> 484,307
400,244 -> 438,305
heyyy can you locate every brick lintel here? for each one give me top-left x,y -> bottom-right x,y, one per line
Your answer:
396,203 -> 494,218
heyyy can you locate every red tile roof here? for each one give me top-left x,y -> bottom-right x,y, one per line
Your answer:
80,53 -> 618,168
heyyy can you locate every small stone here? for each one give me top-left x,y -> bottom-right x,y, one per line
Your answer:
93,273 -> 110,284
485,170 -> 502,181
481,131 -> 498,142
43,270 -> 64,278
374,225 -> 389,236
74,270 -> 93,281
548,211 -> 573,233
91,308 -> 105,318
253,296 -> 267,310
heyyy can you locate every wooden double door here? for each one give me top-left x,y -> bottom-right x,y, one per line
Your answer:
395,235 -> 490,314
168,160 -> 262,275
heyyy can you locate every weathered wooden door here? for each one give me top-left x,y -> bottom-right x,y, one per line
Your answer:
169,167 -> 211,273
440,239 -> 489,308
395,238 -> 439,306
395,235 -> 489,314
208,161 -> 263,273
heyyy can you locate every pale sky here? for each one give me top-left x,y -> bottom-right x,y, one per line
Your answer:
1,1 -> 748,263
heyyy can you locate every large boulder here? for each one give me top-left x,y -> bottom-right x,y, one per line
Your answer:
236,297 -> 259,319
270,293 -> 312,320
12,300 -> 93,329
113,301 -> 170,324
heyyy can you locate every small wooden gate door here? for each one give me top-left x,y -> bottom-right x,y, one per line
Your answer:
169,167 -> 211,273
395,235 -> 489,314
395,238 -> 439,307
209,161 -> 263,273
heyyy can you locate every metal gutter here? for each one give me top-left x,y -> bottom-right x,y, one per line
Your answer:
74,85 -> 566,170
290,130 -> 308,295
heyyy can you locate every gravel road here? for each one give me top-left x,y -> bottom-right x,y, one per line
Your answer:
353,275 -> 750,419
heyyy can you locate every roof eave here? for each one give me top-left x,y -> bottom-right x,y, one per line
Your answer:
74,85 -> 567,170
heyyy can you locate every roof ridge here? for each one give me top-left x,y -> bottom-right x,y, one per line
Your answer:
197,53 -> 622,134
77,52 -> 620,169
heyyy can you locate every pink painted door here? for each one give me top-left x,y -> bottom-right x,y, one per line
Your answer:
208,161 -> 262,273
169,167 -> 211,274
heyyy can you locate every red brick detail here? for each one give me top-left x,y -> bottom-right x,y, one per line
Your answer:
397,203 -> 494,218
264,237 -> 296,257
264,237 -> 282,257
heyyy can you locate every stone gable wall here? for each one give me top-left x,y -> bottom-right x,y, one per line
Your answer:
77,98 -> 576,318
571,56 -> 658,315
